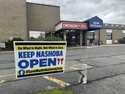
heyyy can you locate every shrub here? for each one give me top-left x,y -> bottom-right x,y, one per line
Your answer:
44,36 -> 63,41
5,37 -> 23,50
30,35 -> 64,41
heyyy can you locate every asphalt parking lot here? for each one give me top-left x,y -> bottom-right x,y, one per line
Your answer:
0,44 -> 125,94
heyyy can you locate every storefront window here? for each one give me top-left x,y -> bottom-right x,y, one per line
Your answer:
106,29 -> 112,40
106,33 -> 112,40
87,31 -> 95,39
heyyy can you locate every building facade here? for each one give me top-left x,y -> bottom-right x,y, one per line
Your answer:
0,0 -> 125,46
0,0 -> 27,42
0,0 -> 60,42
91,23 -> 125,45
27,3 -> 60,32
55,17 -> 125,46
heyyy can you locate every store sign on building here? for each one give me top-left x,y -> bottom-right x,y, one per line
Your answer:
87,16 -> 103,29
14,41 -> 67,79
89,21 -> 103,28
55,21 -> 88,31
62,22 -> 87,30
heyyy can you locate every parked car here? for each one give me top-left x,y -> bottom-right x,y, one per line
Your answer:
118,37 -> 125,44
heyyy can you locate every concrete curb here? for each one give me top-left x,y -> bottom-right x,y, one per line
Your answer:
101,44 -> 124,47
68,44 -> 125,49
0,51 -> 14,54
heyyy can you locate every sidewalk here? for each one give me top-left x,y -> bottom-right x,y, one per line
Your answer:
67,44 -> 125,49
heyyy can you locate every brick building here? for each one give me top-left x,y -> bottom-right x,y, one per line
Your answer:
0,0 -> 125,46
0,0 -> 60,42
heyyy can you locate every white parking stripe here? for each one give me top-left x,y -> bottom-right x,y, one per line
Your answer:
0,80 -> 5,83
0,74 -> 70,87
0,74 -> 15,78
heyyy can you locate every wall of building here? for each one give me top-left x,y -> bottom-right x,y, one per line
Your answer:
112,29 -> 124,43
102,24 -> 125,44
93,29 -> 107,45
98,29 -> 125,44
27,3 -> 60,32
0,0 -> 28,42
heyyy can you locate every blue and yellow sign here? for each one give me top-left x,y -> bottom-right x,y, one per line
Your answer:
88,16 -> 103,29
14,41 -> 67,79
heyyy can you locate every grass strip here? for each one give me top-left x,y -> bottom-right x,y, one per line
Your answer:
36,89 -> 74,94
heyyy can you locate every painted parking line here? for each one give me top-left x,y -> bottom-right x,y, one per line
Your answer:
0,80 -> 6,84
0,74 -> 15,85
0,74 -> 15,78
0,74 -> 70,88
43,76 -> 70,87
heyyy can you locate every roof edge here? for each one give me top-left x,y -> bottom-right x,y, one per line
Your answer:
55,20 -> 86,26
26,2 -> 60,7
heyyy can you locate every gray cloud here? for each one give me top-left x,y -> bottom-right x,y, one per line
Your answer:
61,0 -> 125,24
28,0 -> 125,24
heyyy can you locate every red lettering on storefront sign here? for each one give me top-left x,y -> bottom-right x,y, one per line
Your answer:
62,22 -> 87,30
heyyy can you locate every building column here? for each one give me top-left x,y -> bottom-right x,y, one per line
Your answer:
98,29 -> 100,45
63,32 -> 67,41
85,31 -> 89,46
80,31 -> 83,46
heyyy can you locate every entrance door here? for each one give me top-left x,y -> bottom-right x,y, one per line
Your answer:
86,31 -> 95,45
66,30 -> 80,46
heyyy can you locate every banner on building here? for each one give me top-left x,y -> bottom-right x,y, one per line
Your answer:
14,41 -> 67,79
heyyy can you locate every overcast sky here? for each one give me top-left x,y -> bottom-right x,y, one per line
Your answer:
27,0 -> 125,24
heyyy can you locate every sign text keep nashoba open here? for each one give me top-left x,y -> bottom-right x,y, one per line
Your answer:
14,41 -> 67,79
